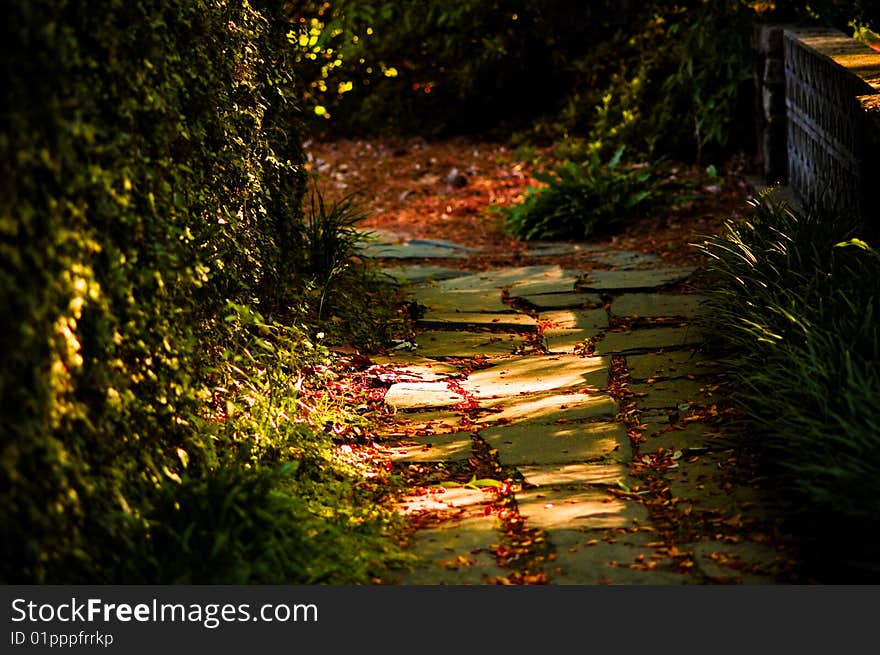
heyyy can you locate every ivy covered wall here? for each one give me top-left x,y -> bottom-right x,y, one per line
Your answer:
1,0 -> 306,582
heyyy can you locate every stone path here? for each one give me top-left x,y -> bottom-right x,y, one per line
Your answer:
363,231 -> 793,585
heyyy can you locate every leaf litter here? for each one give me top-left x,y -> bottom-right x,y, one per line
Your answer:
304,136 -> 805,584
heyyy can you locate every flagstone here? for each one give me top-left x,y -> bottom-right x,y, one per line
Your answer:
429,274 -> 501,292
353,201 -> 781,585
398,487 -> 493,514
481,421 -> 628,465
514,292 -> 603,310
417,311 -> 537,332
586,250 -> 662,268
369,356 -> 461,382
377,410 -> 465,437
515,486 -> 647,530
476,391 -> 617,425
507,277 -> 580,296
460,355 -> 609,398
639,421 -> 723,454
396,516 -> 504,585
629,378 -> 713,410
407,238 -> 476,252
595,326 -> 701,355
625,350 -> 715,381
611,293 -> 703,319
356,241 -> 472,259
414,331 -> 524,357
389,432 -> 475,462
578,267 -> 696,292
543,329 -> 597,354
540,308 -> 609,330
432,272 -> 520,292
409,285 -> 510,313
380,265 -> 469,285
688,540 -> 792,584
664,452 -> 769,517
356,228 -> 405,244
517,463 -> 631,487
524,243 -> 600,257
547,530 -> 690,585
447,265 -> 562,289
384,381 -> 463,410
634,410 -> 671,442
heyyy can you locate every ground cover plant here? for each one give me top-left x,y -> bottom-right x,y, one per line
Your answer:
696,195 -> 880,581
1,0 -> 410,584
500,147 -> 668,241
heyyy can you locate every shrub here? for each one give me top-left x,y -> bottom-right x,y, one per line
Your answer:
501,148 -> 661,241
696,196 -> 880,581
291,1 -> 762,160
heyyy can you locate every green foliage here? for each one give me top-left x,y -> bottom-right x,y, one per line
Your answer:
770,0 -> 880,31
1,0 -> 406,583
288,1 -> 645,136
696,196 -> 880,581
303,187 -> 368,283
313,267 -> 412,352
850,19 -> 880,46
144,303 -> 409,583
654,2 -> 756,161
502,148 -> 661,241
290,1 -> 761,159
287,1 -> 880,156
555,1 -> 757,162
148,461 -> 408,584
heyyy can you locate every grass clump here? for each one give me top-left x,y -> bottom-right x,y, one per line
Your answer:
695,195 -> 880,581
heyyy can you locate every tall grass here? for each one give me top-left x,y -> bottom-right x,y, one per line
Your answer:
695,196 -> 880,581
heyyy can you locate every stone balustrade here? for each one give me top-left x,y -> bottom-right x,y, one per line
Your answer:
754,25 -> 880,223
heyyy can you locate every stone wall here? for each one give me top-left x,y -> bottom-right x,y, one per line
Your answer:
754,25 -> 880,223
754,25 -> 788,184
